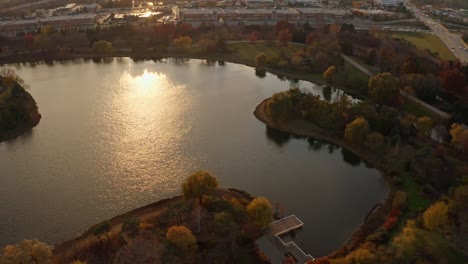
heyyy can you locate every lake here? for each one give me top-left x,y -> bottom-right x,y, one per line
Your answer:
0,58 -> 387,257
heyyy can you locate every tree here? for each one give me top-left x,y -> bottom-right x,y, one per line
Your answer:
344,117 -> 369,146
247,197 -> 273,229
121,218 -> 139,238
255,53 -> 267,67
0,239 -> 53,264
94,221 -> 111,241
249,31 -> 259,44
278,29 -> 292,46
416,117 -> 433,137
392,191 -> 407,210
462,32 -> 468,44
266,92 -> 294,123
182,171 -> 218,202
423,201 -> 450,232
365,132 -> 384,150
368,72 -> 400,105
450,123 -> 464,145
70,261 -> 87,264
166,225 -> 197,251
213,212 -> 238,236
323,65 -> 337,84
365,49 -> 377,66
457,130 -> 468,153
92,40 -> 112,54
173,36 -> 192,49
290,55 -> 302,65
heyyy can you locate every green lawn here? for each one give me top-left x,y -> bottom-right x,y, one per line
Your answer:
390,32 -> 455,60
401,172 -> 431,211
402,97 -> 440,119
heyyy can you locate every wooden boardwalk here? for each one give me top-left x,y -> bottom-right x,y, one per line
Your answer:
269,215 -> 304,236
256,215 -> 314,264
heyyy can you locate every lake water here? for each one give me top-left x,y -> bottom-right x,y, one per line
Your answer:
0,58 -> 387,257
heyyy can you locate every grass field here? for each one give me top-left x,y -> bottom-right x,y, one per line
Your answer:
390,32 -> 455,60
402,97 -> 441,119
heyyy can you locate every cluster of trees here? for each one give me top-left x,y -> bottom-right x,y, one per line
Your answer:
91,40 -> 112,54
0,239 -> 53,264
265,83 -> 411,139
159,171 -> 273,263
0,69 -> 41,132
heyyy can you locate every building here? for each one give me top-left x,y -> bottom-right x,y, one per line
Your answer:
0,19 -> 39,37
375,0 -> 404,6
179,9 -> 215,21
39,14 -> 99,31
274,9 -> 300,21
297,8 -> 349,21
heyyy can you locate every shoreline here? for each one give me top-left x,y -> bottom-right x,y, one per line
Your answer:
2,53 -> 389,259
0,50 -> 365,100
254,97 -> 394,258
52,188 -> 254,261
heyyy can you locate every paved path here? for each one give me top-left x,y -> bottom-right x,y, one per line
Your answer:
342,55 -> 451,120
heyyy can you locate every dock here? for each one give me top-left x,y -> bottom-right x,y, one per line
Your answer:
255,215 -> 314,264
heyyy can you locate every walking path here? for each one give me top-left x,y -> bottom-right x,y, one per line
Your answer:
342,54 -> 451,120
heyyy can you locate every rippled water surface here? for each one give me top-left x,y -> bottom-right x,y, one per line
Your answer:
0,58 -> 387,257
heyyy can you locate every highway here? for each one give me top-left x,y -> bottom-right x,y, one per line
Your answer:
405,1 -> 468,62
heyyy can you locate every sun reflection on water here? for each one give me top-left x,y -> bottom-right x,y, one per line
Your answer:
95,68 -> 197,213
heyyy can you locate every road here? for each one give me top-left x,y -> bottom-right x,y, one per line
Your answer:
405,1 -> 468,62
0,0 -> 59,13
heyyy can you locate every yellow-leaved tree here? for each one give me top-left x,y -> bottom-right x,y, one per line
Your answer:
247,197 -> 273,229
423,201 -> 450,232
344,117 -> 369,146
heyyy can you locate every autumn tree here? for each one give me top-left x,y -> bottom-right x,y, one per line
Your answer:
449,123 -> 468,152
0,239 -> 53,264
290,55 -> 302,65
278,29 -> 293,46
173,36 -> 192,49
416,117 -> 433,137
423,201 -> 450,232
249,31 -> 259,45
344,117 -> 369,146
94,221 -> 111,241
439,61 -> 466,96
92,40 -> 113,54
213,212 -> 238,236
392,191 -> 407,210
247,197 -> 273,229
166,225 -> 197,252
323,65 -> 337,84
368,72 -> 400,105
70,261 -> 87,264
182,171 -> 218,202
450,123 -> 464,144
365,132 -> 384,150
255,53 -> 267,67
121,218 -> 139,238
266,92 -> 294,123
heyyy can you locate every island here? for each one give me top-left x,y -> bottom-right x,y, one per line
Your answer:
0,70 -> 41,142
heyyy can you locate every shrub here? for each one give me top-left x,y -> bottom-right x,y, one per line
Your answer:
392,191 -> 407,210
383,216 -> 398,230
